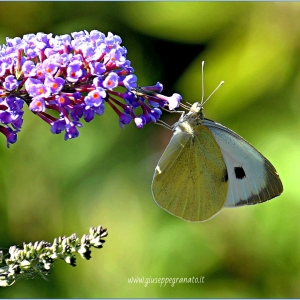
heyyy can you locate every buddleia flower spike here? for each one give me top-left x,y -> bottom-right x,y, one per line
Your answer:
0,30 -> 182,147
0,226 -> 108,287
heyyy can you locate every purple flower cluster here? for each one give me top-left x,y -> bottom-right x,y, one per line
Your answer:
0,30 -> 182,147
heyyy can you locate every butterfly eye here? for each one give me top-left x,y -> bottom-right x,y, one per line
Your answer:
234,167 -> 246,179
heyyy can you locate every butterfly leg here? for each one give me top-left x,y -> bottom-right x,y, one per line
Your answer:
156,119 -> 173,130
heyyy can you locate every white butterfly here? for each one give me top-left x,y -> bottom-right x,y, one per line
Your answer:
151,62 -> 283,222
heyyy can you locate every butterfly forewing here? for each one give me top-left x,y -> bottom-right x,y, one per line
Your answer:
152,124 -> 228,222
203,119 -> 283,207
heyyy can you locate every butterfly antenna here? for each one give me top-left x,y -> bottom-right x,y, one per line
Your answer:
201,61 -> 205,105
202,80 -> 224,105
200,61 -> 224,106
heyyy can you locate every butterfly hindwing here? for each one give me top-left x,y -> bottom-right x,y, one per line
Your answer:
203,119 -> 283,207
152,124 -> 228,222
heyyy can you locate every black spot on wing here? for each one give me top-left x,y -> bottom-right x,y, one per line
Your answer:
234,166 -> 246,179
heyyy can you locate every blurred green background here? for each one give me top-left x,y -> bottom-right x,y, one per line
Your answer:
0,2 -> 299,298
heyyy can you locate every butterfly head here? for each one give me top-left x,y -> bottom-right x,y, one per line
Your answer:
189,102 -> 205,120
190,102 -> 202,113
